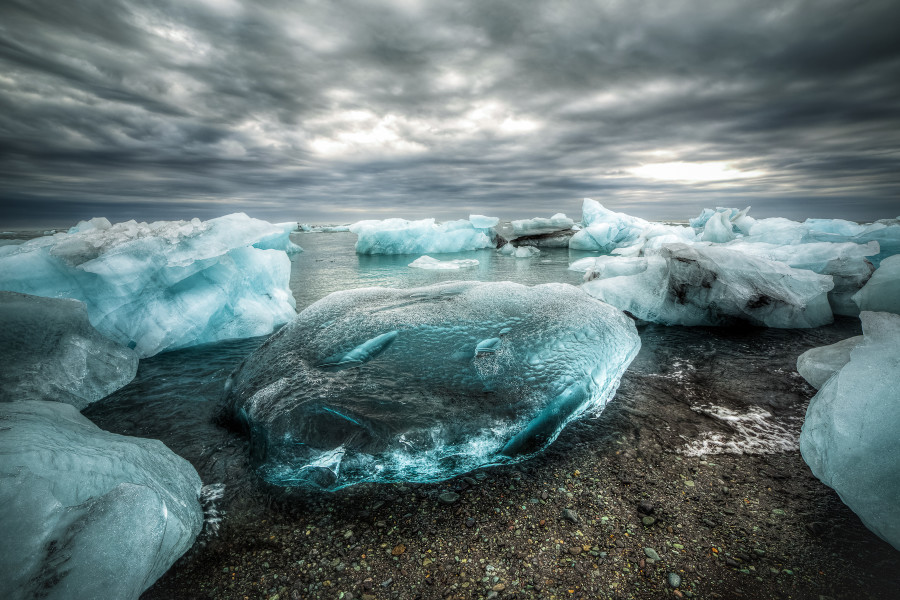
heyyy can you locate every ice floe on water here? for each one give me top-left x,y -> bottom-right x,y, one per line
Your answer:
408,255 -> 480,270
681,405 -> 802,456
499,243 -> 541,258
224,281 -> 640,489
0,213 -> 297,357
511,213 -> 574,237
350,216 -> 500,254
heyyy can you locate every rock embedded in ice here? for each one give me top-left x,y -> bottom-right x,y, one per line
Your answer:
800,311 -> 900,550
350,217 -> 498,255
0,401 -> 204,600
852,254 -> 900,315
796,335 -> 863,389
0,292 -> 138,409
225,281 -> 640,489
510,213 -> 574,237
408,255 -> 479,270
0,213 -> 297,358
578,243 -> 834,328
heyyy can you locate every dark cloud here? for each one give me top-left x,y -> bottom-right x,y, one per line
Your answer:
1,0 -> 899,227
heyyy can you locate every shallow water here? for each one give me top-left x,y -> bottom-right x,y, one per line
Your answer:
84,231 -> 861,509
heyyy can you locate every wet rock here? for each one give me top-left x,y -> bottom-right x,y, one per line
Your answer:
438,492 -> 460,505
562,509 -> 580,523
668,572 -> 682,588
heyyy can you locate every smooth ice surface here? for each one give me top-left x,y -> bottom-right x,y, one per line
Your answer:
469,214 -> 500,229
0,213 -> 297,358
0,292 -> 138,409
800,312 -> 900,550
225,281 -> 640,489
853,255 -> 900,315
796,335 -> 863,389
350,217 -> 498,255
577,243 -> 834,328
510,213 -> 574,236
408,255 -> 479,270
0,401 -> 203,600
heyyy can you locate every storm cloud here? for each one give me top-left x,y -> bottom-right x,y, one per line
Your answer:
1,0 -> 899,226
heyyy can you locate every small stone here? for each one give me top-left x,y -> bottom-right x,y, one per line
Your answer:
725,557 -> 740,568
465,518 -> 476,528
644,547 -> 661,562
668,572 -> 682,588
391,544 -> 406,556
684,480 -> 695,487
771,508 -> 785,517
541,490 -> 549,500
438,492 -> 460,505
492,583 -> 506,592
568,546 -> 582,555
381,578 -> 394,587
562,508 -> 579,523
486,593 -> 498,600
638,500 -> 655,515
642,516 -> 656,527
673,591 -> 684,598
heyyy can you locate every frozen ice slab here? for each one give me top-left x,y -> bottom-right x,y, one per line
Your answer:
852,255 -> 900,315
0,292 -> 137,409
408,255 -> 479,270
796,335 -> 863,389
499,244 -> 541,258
349,217 -> 499,255
469,214 -> 500,229
0,401 -> 204,600
510,228 -> 576,248
511,213 -> 574,237
225,281 -> 640,489
578,243 -> 834,328
0,213 -> 297,358
569,198 -> 650,252
800,312 -> 900,550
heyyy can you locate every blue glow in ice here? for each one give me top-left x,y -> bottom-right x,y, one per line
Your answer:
350,217 -> 499,254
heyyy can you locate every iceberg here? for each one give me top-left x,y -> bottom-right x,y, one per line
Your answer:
510,213 -> 574,237
408,255 -> 479,270
499,243 -> 541,258
0,213 -> 297,358
577,243 -> 834,328
469,214 -> 500,229
0,292 -> 138,409
225,281 -> 640,489
796,335 -> 863,389
349,216 -> 499,255
569,199 -> 650,252
800,312 -> 900,550
852,254 -> 900,315
0,401 -> 204,600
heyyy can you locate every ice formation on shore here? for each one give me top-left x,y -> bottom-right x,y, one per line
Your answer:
0,401 -> 204,600
225,281 -> 640,489
511,213 -> 574,237
408,255 -> 479,270
852,255 -> 900,315
0,292 -> 138,408
575,244 -> 834,328
349,216 -> 499,254
0,213 -> 297,358
800,311 -> 900,550
796,335 -> 863,390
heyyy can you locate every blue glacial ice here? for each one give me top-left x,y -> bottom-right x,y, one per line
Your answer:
349,216 -> 500,255
408,255 -> 480,270
468,214 -> 500,229
511,213 -> 574,237
852,254 -> 900,315
499,243 -> 541,258
796,335 -> 863,390
575,243 -> 834,328
800,311 -> 900,550
0,213 -> 297,358
570,198 -> 697,254
224,281 -> 640,489
0,401 -> 204,600
0,292 -> 138,409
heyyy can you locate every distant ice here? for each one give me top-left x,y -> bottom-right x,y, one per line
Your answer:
469,214 -> 500,229
510,213 -> 574,237
349,217 -> 499,255
499,243 -> 541,258
408,255 -> 479,270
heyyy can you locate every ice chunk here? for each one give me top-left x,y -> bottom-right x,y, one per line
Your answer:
349,217 -> 498,255
796,335 -> 863,389
408,255 -> 480,270
0,292 -> 138,409
580,243 -> 834,328
498,243 -> 541,257
852,254 -> 900,315
510,213 -> 574,236
570,199 -> 650,252
469,214 -> 500,228
0,401 -> 203,599
700,211 -> 738,243
224,281 -> 640,489
800,312 -> 900,550
0,213 -> 297,358
510,228 -> 576,248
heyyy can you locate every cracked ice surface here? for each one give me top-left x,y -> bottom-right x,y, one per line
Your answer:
0,213 -> 298,357
225,281 -> 639,489
0,401 -> 203,600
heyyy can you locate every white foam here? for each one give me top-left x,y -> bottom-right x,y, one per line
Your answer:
682,404 -> 800,456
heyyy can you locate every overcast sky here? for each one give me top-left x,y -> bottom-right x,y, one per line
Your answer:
1,0 -> 899,226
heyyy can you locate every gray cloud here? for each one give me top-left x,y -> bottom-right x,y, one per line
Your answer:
1,0 -> 899,227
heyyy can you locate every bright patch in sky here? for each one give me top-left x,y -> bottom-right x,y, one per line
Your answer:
630,161 -> 765,182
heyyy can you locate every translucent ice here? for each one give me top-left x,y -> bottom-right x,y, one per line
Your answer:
569,199 -> 650,252
852,255 -> 900,315
350,217 -> 499,255
225,281 -> 640,489
0,292 -> 138,409
577,243 -> 834,328
511,213 -> 574,237
0,401 -> 203,599
0,213 -> 297,358
796,335 -> 863,389
408,255 -> 480,270
468,214 -> 500,229
500,244 -> 541,258
800,311 -> 900,550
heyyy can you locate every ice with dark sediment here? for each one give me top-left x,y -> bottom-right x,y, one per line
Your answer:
796,335 -> 863,390
510,213 -> 574,237
852,254 -> 900,315
800,311 -> 900,550
0,401 -> 204,600
0,213 -> 298,358
0,292 -> 138,409
224,281 -> 640,489
574,243 -> 834,328
349,216 -> 500,254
